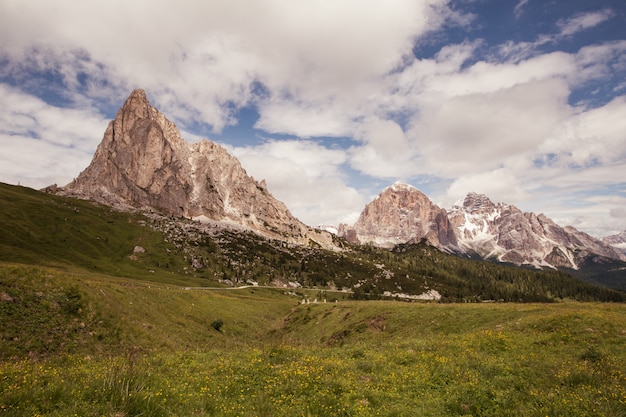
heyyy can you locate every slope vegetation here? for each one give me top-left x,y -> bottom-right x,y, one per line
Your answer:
1,182 -> 624,302
2,182 -> 626,416
2,262 -> 626,416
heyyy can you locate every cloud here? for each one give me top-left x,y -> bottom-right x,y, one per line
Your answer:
540,95 -> 626,167
411,79 -> 570,176
569,41 -> 626,88
611,207 -> 626,219
254,100 -> 356,138
534,191 -> 626,238
557,9 -> 615,37
498,8 -> 617,61
0,84 -> 107,188
229,139 -> 365,226
348,117 -> 417,178
514,0 -> 529,19
0,0 -> 452,134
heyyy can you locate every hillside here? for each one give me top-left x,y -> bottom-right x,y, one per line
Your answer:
1,183 -> 624,302
2,262 -> 626,416
2,182 -> 626,416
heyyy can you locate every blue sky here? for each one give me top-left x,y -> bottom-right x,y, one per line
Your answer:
1,0 -> 625,237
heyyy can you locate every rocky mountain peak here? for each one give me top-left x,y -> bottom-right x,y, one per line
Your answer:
345,183 -> 626,270
124,88 -> 150,115
56,89 -> 334,248
460,192 -> 497,212
338,183 -> 457,249
602,230 -> 626,255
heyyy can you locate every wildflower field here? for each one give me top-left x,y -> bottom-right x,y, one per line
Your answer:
1,264 -> 626,416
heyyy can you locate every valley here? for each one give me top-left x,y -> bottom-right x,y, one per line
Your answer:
1,88 -> 626,416
1,263 -> 625,416
1,182 -> 626,416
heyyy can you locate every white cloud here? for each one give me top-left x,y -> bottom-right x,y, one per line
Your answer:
611,207 -> 626,219
568,41 -> 626,87
0,84 -> 107,188
347,117 -> 418,178
514,0 -> 529,19
540,95 -> 626,167
254,101 -> 356,138
533,192 -> 626,238
229,139 -> 365,226
498,8 -> 617,61
0,0 -> 451,134
557,9 -> 615,37
444,168 -> 530,207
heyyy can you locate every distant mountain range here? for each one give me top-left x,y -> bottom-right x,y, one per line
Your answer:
602,231 -> 626,255
338,183 -> 625,270
44,89 -> 625,288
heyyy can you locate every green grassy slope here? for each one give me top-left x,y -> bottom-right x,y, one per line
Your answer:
2,183 -> 626,415
0,262 -> 305,358
1,182 -> 624,302
1,262 -> 625,416
0,183 -> 205,285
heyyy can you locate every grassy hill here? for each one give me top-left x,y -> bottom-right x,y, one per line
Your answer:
1,182 -> 623,302
1,262 -> 626,416
1,182 -> 626,415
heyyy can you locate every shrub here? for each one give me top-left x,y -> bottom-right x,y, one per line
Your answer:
211,319 -> 224,332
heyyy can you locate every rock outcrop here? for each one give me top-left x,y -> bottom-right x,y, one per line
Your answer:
58,89 -> 333,247
338,183 -> 457,249
341,185 -> 625,269
449,193 -> 626,269
602,231 -> 626,255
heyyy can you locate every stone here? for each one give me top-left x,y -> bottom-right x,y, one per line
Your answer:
338,182 -> 457,249
57,89 -> 334,249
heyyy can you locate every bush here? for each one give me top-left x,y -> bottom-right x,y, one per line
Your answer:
211,319 -> 224,332
61,286 -> 84,315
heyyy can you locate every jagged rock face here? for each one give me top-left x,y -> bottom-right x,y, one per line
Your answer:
602,231 -> 626,255
338,183 -> 457,248
344,186 -> 625,269
63,90 -> 191,213
60,89 -> 332,247
449,192 -> 626,269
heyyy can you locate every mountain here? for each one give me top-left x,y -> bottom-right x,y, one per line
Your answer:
602,231 -> 626,255
4,181 -> 624,301
29,88 -> 624,293
449,192 -> 626,269
52,89 -> 333,248
338,183 -> 457,249
341,185 -> 626,271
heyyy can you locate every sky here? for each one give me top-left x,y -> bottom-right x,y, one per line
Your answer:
1,0 -> 625,238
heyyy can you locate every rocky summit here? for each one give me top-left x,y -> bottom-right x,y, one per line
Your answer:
56,89 -> 333,248
602,231 -> 626,255
340,185 -> 626,270
338,182 -> 457,249
448,192 -> 626,269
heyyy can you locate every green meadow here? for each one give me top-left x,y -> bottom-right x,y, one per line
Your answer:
1,183 -> 626,415
2,263 -> 625,416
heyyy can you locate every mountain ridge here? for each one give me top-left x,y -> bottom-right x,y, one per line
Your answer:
41,89 -> 625,285
52,89 -> 335,249
340,183 -> 626,271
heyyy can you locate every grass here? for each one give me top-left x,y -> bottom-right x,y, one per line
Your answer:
2,263 -> 626,416
3,182 -> 624,303
1,182 -> 626,415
